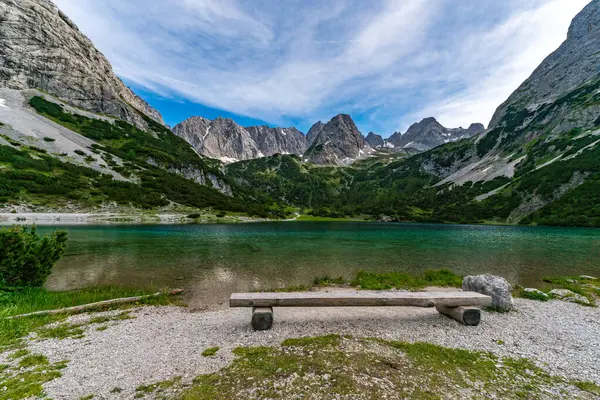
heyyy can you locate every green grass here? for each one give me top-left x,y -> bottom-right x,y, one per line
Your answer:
354,268 -> 463,290
572,380 -> 600,395
177,335 -> 580,399
256,269 -> 463,293
313,275 -> 347,286
0,286 -> 181,347
0,353 -> 68,400
202,347 -> 220,357
135,376 -> 182,397
519,288 -> 550,301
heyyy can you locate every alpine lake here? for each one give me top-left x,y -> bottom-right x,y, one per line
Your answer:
35,222 -> 600,309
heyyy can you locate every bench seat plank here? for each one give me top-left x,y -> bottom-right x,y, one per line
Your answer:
230,291 -> 491,308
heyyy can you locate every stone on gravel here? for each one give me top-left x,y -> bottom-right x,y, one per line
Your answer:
462,274 -> 514,311
549,289 -> 590,305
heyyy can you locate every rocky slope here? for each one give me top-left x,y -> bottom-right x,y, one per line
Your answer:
365,132 -> 385,148
303,114 -> 374,165
387,118 -> 484,151
0,0 -> 164,130
245,126 -> 307,156
173,117 -> 263,162
488,0 -> 600,134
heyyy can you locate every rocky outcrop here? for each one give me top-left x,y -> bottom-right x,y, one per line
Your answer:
303,114 -> 374,165
365,132 -> 385,148
0,0 -> 164,130
462,274 -> 514,312
387,118 -> 484,152
306,121 -> 325,146
489,0 -> 600,134
245,126 -> 307,156
173,117 -> 262,162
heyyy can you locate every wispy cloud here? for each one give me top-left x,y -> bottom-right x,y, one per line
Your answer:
52,0 -> 589,135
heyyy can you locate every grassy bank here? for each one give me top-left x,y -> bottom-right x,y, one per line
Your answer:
264,269 -> 464,292
0,286 -> 181,348
132,335 -> 598,399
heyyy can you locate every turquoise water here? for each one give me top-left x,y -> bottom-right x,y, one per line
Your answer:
38,222 -> 600,307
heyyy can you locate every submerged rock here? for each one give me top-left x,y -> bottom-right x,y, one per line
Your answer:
548,289 -> 590,305
462,274 -> 514,312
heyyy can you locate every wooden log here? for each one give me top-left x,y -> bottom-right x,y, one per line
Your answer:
252,307 -> 273,331
6,289 -> 184,319
230,291 -> 492,308
435,305 -> 481,326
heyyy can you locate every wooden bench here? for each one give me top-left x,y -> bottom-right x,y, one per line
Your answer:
229,291 -> 492,330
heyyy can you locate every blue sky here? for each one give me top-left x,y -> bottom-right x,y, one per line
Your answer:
53,0 -> 588,137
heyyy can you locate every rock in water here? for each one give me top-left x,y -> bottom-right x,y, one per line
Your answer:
0,0 -> 164,130
462,274 -> 514,312
548,289 -> 590,305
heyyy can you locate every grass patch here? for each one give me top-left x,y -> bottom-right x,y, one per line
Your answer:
18,354 -> 49,368
572,380 -> 600,395
36,323 -> 85,340
0,362 -> 66,400
202,347 -> 220,357
179,335 -> 579,399
354,268 -> 463,290
8,348 -> 29,359
135,376 -> 182,397
313,275 -> 346,286
0,286 -> 181,347
519,288 -> 550,301
258,269 -> 463,293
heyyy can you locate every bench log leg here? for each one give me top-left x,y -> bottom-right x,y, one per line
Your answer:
251,307 -> 273,330
436,305 -> 480,326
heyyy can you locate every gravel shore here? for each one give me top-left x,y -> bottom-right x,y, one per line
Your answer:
23,298 -> 600,399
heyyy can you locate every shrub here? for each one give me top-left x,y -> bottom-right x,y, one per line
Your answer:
0,226 -> 68,288
216,211 -> 226,218
187,213 -> 201,219
43,137 -> 55,142
74,149 -> 86,156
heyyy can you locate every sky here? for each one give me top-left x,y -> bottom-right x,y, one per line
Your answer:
52,0 -> 590,137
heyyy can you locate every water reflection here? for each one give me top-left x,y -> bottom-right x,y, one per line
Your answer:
40,222 -> 600,307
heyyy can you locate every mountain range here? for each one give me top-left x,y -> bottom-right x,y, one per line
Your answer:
0,0 -> 599,227
173,114 -> 484,165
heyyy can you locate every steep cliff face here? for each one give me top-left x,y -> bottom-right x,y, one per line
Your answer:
387,118 -> 484,151
173,117 -> 263,162
245,126 -> 307,156
303,114 -> 373,165
306,121 -> 325,146
488,0 -> 600,136
0,0 -> 164,130
365,132 -> 385,148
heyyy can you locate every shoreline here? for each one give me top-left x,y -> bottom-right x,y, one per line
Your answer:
0,212 -> 269,225
9,299 -> 600,399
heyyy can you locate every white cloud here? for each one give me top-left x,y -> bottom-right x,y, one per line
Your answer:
51,0 -> 590,134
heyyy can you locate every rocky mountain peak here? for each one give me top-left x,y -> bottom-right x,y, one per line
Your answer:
306,121 -> 325,146
303,114 -> 373,165
488,0 -> 600,133
245,125 -> 307,156
387,117 -> 484,151
365,132 -> 385,148
0,0 -> 164,130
